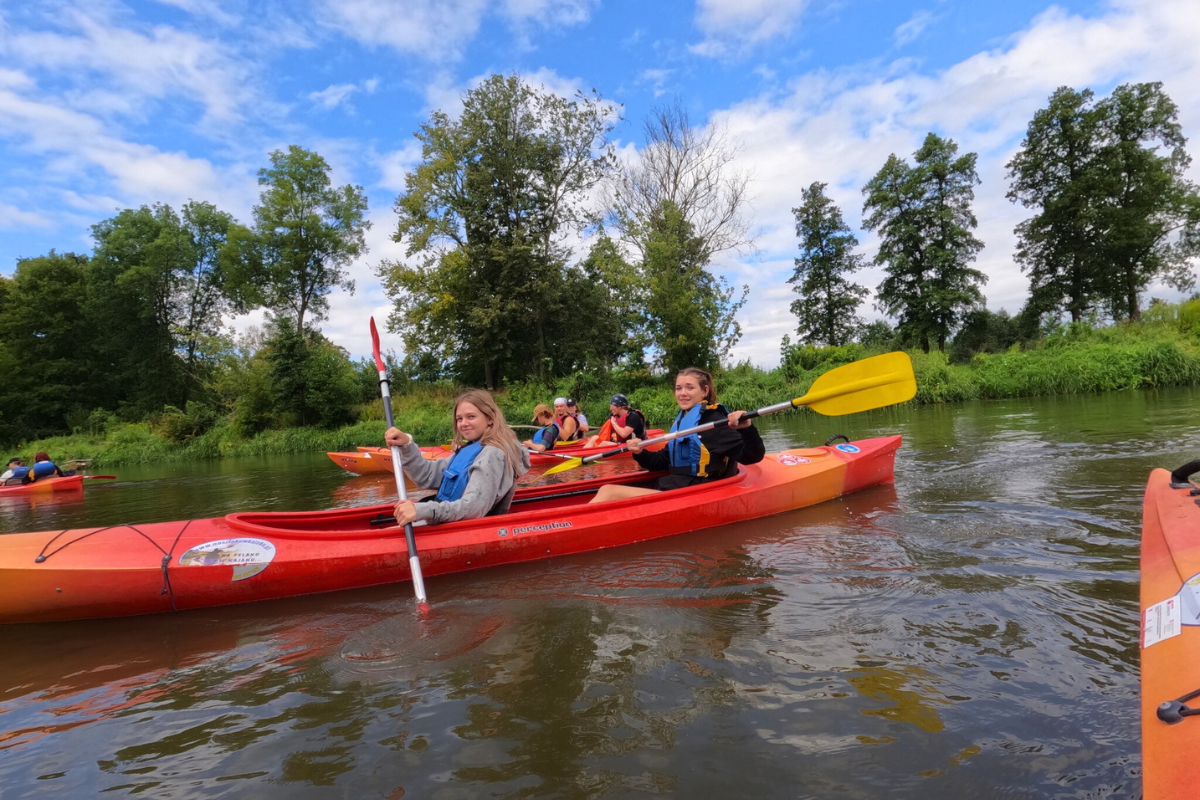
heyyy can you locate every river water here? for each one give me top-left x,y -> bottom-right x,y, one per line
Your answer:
2,388 -> 1198,799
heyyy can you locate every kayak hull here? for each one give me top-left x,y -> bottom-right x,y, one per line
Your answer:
1140,467 -> 1200,800
0,436 -> 901,623
0,475 -> 84,497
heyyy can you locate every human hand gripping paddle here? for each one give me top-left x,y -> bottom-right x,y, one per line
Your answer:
541,351 -> 917,477
370,317 -> 429,607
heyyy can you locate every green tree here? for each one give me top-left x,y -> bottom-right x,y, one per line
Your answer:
863,132 -> 986,352
0,252 -> 94,442
1092,83 -> 1200,321
252,145 -> 369,332
381,74 -> 617,387
1007,87 -> 1110,322
88,204 -> 192,412
789,182 -> 868,346
642,201 -> 747,372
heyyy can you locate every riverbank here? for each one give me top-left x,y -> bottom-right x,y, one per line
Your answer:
11,328 -> 1200,467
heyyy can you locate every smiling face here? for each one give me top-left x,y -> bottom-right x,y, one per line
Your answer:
455,401 -> 491,441
553,401 -> 568,417
674,374 -> 709,411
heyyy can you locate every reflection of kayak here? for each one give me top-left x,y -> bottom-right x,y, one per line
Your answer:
1141,460 -> 1200,800
0,475 -> 84,497
0,436 -> 901,623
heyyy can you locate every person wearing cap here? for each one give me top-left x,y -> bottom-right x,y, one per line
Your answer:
552,397 -> 579,441
566,398 -> 589,434
605,394 -> 646,443
527,404 -> 560,452
1,457 -> 31,486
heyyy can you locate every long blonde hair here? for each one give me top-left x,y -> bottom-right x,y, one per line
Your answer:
451,389 -> 525,479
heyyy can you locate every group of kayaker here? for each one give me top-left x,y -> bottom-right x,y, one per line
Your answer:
0,453 -> 73,486
382,367 -> 763,525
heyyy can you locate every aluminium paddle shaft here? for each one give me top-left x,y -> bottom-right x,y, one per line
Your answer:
370,318 -> 428,605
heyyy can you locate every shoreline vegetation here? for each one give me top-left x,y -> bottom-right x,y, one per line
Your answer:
14,312 -> 1200,468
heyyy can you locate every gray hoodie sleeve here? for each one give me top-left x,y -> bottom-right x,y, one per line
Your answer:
396,441 -> 449,489
412,445 -> 532,525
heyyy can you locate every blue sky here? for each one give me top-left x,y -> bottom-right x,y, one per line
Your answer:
2,0 -> 1197,366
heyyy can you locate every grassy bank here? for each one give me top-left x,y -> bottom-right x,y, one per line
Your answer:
12,325 -> 1200,468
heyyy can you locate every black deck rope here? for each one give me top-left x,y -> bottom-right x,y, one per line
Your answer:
824,433 -> 850,446
1157,686 -> 1200,724
33,518 -> 198,612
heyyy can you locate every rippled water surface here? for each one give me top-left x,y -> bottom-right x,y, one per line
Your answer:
4,388 -> 1199,799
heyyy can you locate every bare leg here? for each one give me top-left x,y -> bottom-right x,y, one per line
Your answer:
589,484 -> 660,504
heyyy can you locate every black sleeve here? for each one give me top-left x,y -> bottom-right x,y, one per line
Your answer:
737,424 -> 765,465
633,446 -> 669,471
696,407 -> 745,460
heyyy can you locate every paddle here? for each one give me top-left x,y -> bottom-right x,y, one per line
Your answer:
541,351 -> 917,477
81,475 -> 117,480
370,317 -> 429,607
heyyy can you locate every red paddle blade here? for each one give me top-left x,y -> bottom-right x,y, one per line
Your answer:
369,317 -> 386,374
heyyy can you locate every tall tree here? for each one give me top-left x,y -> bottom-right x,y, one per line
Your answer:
789,182 -> 868,346
253,146 -> 369,332
1007,87 -> 1109,322
1092,83 -> 1200,321
608,101 -> 753,368
863,133 -> 986,352
0,252 -> 94,442
382,74 -> 617,387
642,201 -> 747,372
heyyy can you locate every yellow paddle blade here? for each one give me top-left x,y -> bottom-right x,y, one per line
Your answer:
541,457 -> 583,477
794,351 -> 916,415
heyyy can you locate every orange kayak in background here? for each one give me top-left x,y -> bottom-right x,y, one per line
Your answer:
0,436 -> 900,624
1140,459 -> 1200,800
0,475 -> 84,497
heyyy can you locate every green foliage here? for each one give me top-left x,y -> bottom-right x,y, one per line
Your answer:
1008,83 -> 1200,323
949,309 -> 1021,364
642,201 -> 747,372
252,145 -> 370,331
382,74 -> 618,388
863,133 -> 986,353
789,182 -> 868,346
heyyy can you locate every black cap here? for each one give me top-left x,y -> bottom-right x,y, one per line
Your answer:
609,394 -> 629,407
7,457 -> 23,465
566,398 -> 577,406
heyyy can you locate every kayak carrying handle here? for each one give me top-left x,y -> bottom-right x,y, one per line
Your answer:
1170,459 -> 1200,489
1158,685 -> 1200,724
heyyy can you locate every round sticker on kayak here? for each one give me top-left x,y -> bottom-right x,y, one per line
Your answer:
835,443 -> 860,453
179,538 -> 276,582
777,454 -> 811,466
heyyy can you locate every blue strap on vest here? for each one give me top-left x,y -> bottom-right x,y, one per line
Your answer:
31,461 -> 57,479
667,404 -> 726,477
435,441 -> 485,502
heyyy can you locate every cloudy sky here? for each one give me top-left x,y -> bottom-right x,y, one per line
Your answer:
2,0 -> 1199,366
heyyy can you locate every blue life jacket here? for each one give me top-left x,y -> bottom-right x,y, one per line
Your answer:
532,424 -> 559,449
667,403 -> 726,478
31,461 -> 58,479
435,441 -> 485,502
6,466 -> 31,483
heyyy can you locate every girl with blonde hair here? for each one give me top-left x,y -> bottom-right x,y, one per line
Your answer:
385,389 -> 531,525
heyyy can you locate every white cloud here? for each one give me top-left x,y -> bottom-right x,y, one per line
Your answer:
638,68 -> 673,97
894,10 -> 935,46
0,202 -> 52,230
376,141 -> 425,193
3,5 -> 254,123
309,83 -> 359,110
151,0 -> 241,27
709,0 -> 1200,366
690,0 -> 810,58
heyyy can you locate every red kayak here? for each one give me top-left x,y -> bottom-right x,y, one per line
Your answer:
1140,459 -> 1200,800
0,475 -> 84,497
0,436 -> 900,623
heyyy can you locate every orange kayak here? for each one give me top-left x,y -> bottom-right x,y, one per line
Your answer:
0,475 -> 84,497
1140,459 -> 1200,800
0,436 -> 900,623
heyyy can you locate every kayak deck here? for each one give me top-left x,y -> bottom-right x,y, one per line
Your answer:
0,436 -> 901,623
0,475 -> 84,497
